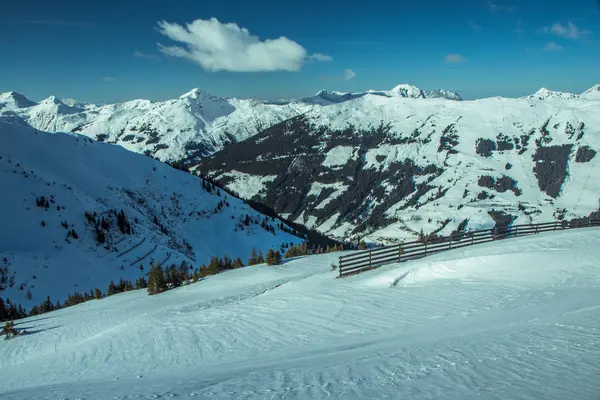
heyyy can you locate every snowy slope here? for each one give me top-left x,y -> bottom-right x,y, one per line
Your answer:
1,228 -> 599,399
0,119 -> 302,308
199,87 -> 600,243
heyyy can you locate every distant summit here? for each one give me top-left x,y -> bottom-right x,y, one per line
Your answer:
0,91 -> 36,109
301,84 -> 462,105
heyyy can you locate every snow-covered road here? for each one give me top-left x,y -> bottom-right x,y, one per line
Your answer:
1,229 -> 599,399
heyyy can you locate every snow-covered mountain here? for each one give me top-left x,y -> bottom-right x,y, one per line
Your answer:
2,84 -> 599,244
0,118 -> 303,308
197,87 -> 600,243
0,89 -> 312,163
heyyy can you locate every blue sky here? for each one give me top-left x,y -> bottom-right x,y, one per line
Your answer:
1,0 -> 599,103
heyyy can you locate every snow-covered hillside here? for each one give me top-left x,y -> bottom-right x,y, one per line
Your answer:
198,86 -> 600,243
1,228 -> 599,399
0,119 -> 302,308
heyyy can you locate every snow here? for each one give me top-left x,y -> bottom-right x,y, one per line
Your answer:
0,120 -> 301,308
216,170 -> 278,199
321,145 -> 356,168
1,228 -> 599,399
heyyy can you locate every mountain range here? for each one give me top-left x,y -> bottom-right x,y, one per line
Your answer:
1,84 -> 599,246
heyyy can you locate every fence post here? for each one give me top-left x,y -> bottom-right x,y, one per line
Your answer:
398,244 -> 402,262
471,233 -> 474,245
514,225 -> 518,237
339,258 -> 342,278
448,236 -> 452,250
369,251 -> 372,269
424,238 -> 428,256
535,224 -> 539,234
553,221 -> 557,231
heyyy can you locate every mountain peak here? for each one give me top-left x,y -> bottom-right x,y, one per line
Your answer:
0,91 -> 36,108
388,84 -> 425,98
180,88 -> 202,99
582,84 -> 600,94
525,87 -> 579,100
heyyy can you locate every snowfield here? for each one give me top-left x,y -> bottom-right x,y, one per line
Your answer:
1,228 -> 599,399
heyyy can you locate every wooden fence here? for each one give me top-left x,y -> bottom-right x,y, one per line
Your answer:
339,219 -> 600,278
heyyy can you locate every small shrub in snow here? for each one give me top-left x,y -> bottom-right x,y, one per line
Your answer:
2,321 -> 19,340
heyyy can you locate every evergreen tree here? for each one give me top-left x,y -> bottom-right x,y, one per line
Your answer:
233,258 -> 244,269
94,288 -> 103,299
257,250 -> 265,264
147,262 -> 166,295
107,280 -> 117,296
135,277 -> 148,289
248,248 -> 258,266
206,257 -> 221,275
266,249 -> 282,266
0,298 -> 7,322
359,240 -> 367,250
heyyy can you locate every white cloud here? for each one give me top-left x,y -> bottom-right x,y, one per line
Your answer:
307,53 -> 333,62
444,54 -> 467,63
543,21 -> 590,40
343,69 -> 356,80
543,42 -> 564,51
156,18 -> 329,72
133,50 -> 159,60
102,76 -> 115,82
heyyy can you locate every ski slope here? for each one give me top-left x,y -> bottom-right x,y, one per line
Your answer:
1,228 -> 599,399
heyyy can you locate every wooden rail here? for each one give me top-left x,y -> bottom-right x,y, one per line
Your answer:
339,219 -> 600,278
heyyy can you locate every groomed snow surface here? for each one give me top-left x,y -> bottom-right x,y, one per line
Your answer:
2,229 -> 600,399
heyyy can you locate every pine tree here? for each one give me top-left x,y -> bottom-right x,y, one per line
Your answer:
94,288 -> 103,299
206,257 -> 220,275
135,277 -> 148,289
107,280 -> 117,296
359,240 -> 367,250
266,249 -> 282,266
257,250 -> 265,264
248,248 -> 258,266
0,298 -> 7,322
233,258 -> 244,269
147,262 -> 166,295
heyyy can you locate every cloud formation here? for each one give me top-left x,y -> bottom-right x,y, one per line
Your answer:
133,50 -> 160,60
444,54 -> 467,63
156,18 -> 330,72
343,69 -> 356,80
543,42 -> 564,52
307,53 -> 333,62
543,21 -> 590,40
102,76 -> 115,82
